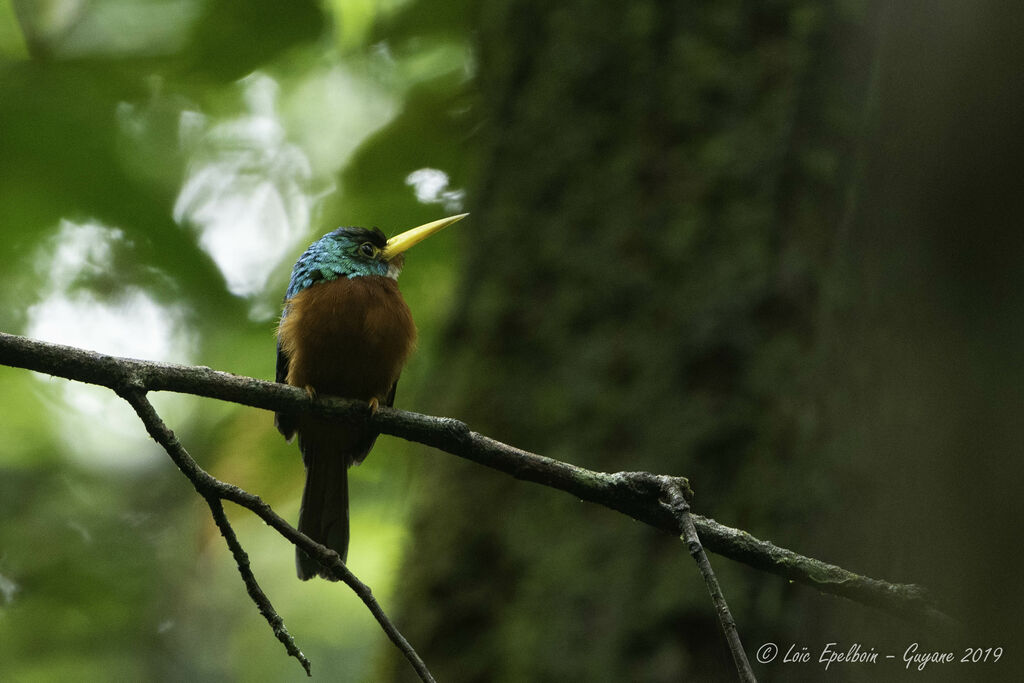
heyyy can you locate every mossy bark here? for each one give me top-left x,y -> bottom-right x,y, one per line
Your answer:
385,0 -> 1024,680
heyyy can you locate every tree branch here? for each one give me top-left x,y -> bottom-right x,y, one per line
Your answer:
0,332 -> 956,633
205,495 -> 311,676
118,386 -> 435,682
661,479 -> 755,682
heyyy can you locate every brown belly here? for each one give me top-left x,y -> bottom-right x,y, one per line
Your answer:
277,275 -> 416,401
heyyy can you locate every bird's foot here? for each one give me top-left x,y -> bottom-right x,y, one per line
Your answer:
304,385 -> 317,400
367,396 -> 380,414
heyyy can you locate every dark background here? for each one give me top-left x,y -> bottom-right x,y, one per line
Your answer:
1,1 -> 1021,681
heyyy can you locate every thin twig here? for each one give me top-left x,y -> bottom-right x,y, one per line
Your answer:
0,332 -> 954,628
661,479 -> 755,682
118,387 -> 436,683
206,496 -> 311,676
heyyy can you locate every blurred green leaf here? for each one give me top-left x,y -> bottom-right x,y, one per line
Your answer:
0,0 -> 471,679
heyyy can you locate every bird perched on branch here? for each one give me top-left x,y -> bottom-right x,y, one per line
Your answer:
276,213 -> 467,580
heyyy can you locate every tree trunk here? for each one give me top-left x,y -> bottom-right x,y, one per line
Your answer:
387,0 -> 1022,680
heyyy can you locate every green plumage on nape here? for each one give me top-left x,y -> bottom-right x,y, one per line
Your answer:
284,227 -> 398,300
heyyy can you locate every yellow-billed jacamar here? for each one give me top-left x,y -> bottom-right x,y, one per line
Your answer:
276,213 -> 467,580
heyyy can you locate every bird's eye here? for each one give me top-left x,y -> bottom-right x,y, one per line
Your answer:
358,243 -> 376,258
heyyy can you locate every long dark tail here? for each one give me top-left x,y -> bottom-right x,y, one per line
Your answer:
296,438 -> 350,581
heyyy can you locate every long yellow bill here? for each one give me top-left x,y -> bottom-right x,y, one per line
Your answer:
382,213 -> 468,260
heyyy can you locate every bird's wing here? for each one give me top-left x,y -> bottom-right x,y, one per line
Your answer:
274,308 -> 297,440
384,378 -> 398,408
275,338 -> 290,385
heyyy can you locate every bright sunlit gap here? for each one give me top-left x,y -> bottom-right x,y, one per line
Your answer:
25,220 -> 196,470
15,0 -> 203,59
405,167 -> 465,212
173,67 -> 404,320
173,73 -> 315,311
0,570 -> 19,606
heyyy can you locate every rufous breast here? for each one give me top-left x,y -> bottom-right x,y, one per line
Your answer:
277,275 -> 416,401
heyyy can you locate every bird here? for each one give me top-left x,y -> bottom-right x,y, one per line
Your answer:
275,213 -> 467,580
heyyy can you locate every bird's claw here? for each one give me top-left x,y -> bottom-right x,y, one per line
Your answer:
304,385 -> 317,400
368,397 -> 380,414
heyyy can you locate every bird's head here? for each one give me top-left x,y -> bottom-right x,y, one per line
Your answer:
286,214 -> 467,298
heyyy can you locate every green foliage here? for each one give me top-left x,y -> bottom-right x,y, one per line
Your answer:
0,2 -> 471,680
